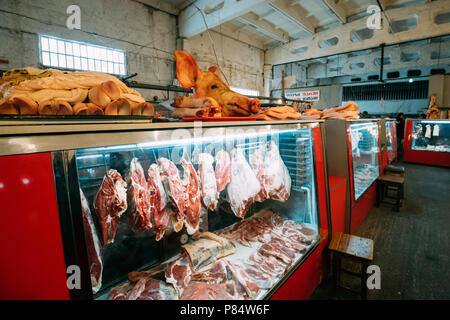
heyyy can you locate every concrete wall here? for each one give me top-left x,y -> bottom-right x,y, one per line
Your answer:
0,0 -> 177,101
182,24 -> 265,95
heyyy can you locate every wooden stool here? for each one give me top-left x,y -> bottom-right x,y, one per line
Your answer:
376,174 -> 405,212
328,232 -> 374,300
385,165 -> 405,177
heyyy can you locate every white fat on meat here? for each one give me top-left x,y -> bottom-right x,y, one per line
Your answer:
249,148 -> 269,202
226,148 -> 261,219
263,141 -> 291,202
80,189 -> 103,294
197,153 -> 219,211
164,254 -> 193,298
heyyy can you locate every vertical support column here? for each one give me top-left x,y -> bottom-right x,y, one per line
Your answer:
263,64 -> 272,98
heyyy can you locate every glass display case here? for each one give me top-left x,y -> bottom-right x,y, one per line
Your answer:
404,119 -> 450,167
348,122 -> 380,201
409,120 -> 450,153
0,120 -> 328,300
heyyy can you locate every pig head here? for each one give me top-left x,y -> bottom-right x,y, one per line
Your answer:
174,50 -> 260,117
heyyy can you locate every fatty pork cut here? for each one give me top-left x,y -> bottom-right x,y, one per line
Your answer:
127,158 -> 152,234
181,159 -> 202,235
263,141 -> 291,202
215,150 -> 231,192
80,189 -> 103,294
197,153 -> 219,210
147,164 -> 169,241
158,157 -> 187,232
226,148 -> 261,218
94,169 -> 127,246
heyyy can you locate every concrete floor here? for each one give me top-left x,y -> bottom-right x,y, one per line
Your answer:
311,161 -> 450,300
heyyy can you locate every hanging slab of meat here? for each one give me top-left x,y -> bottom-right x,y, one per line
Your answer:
158,157 -> 187,231
165,253 -> 194,297
182,232 -> 235,272
181,159 -> 201,235
93,169 -> 127,246
80,189 -> 103,294
263,141 -> 291,202
249,148 -> 269,202
226,148 -> 261,219
127,158 -> 152,234
215,150 -> 231,192
180,282 -> 234,300
197,153 -> 219,210
147,164 -> 169,241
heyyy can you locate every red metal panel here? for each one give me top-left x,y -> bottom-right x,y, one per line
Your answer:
312,126 -> 328,232
329,176 -> 347,234
346,125 -> 355,208
404,120 -> 450,167
387,121 -> 397,163
270,234 -> 328,300
350,183 -> 376,234
0,153 -> 70,300
381,150 -> 388,173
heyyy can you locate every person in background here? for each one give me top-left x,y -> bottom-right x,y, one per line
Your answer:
426,95 -> 440,119
419,113 -> 427,119
361,111 -> 369,118
396,113 -> 405,159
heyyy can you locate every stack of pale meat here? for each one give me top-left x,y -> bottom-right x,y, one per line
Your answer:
108,210 -> 317,300
300,101 -> 359,120
0,67 -> 154,116
81,140 -> 292,295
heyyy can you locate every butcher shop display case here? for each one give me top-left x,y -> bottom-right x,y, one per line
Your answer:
325,119 -> 380,234
0,120 -> 330,300
404,119 -> 450,167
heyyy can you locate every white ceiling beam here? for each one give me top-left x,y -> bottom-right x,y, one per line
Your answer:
269,0 -> 315,34
237,12 -> 290,43
178,0 -> 270,38
266,0 -> 450,64
321,0 -> 347,24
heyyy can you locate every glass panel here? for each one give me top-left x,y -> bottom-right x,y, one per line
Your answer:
75,126 -> 320,300
57,40 -> 65,54
49,38 -> 58,53
40,36 -> 49,51
41,51 -> 50,66
66,55 -> 74,69
410,120 -> 450,152
349,122 -> 380,201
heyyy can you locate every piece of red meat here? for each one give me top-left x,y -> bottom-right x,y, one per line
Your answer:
80,188 -> 103,294
164,254 -> 193,297
181,159 -> 201,235
180,282 -> 234,300
136,278 -> 177,300
249,148 -> 269,202
93,169 -> 127,246
127,158 -> 152,234
158,158 -> 187,229
258,241 -> 296,266
147,164 -> 169,241
215,150 -> 231,192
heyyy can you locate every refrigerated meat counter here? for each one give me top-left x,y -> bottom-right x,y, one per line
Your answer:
325,119 -> 380,234
0,119 -> 330,300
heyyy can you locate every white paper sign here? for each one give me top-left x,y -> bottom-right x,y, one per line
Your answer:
285,90 -> 320,101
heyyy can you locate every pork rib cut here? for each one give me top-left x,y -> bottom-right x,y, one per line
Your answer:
158,157 -> 187,232
93,169 -> 127,246
215,150 -> 231,192
80,188 -> 103,294
127,158 -> 152,233
147,164 -> 169,241
181,159 -> 201,235
198,153 -> 219,210
226,148 -> 261,218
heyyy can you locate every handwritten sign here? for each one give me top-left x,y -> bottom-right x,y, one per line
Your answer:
285,90 -> 320,101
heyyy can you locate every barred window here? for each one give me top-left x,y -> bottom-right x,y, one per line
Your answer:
342,80 -> 428,101
39,35 -> 126,75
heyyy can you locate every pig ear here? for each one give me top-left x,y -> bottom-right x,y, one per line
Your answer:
208,66 -> 221,79
174,50 -> 200,89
